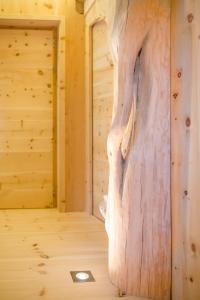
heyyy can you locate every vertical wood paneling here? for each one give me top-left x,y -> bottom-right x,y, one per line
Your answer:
92,20 -> 114,220
0,28 -> 55,208
65,0 -> 85,211
172,0 -> 200,299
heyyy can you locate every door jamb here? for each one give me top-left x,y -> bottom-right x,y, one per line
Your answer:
85,1 -> 108,214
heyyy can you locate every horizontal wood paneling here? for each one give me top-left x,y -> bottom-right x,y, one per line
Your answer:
0,0 -> 65,16
0,0 -> 85,212
0,153 -> 52,172
0,28 -> 55,208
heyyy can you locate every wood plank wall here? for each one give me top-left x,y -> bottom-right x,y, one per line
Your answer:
171,0 -> 200,299
85,0 -> 113,214
92,20 -> 113,220
0,28 -> 55,208
0,0 -> 85,211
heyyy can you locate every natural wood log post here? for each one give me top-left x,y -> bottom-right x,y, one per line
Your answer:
104,0 -> 171,299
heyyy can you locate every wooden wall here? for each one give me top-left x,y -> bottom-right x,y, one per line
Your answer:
0,0 -> 85,211
85,0 -> 112,214
0,0 -> 65,16
0,28 -> 55,209
92,20 -> 114,220
65,0 -> 85,212
171,0 -> 200,299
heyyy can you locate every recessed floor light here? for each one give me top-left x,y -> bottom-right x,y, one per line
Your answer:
70,271 -> 95,283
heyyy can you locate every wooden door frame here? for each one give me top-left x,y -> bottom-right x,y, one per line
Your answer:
85,0 -> 108,214
0,16 -> 66,212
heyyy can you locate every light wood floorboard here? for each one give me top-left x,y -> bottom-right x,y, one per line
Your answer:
0,209 -> 148,300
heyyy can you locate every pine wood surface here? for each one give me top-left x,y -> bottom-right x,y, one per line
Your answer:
0,0 -> 85,212
0,209 -> 149,300
0,28 -> 55,209
171,0 -> 200,299
92,20 -> 113,220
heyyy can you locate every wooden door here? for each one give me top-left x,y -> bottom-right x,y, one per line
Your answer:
92,21 -> 114,220
0,28 -> 56,208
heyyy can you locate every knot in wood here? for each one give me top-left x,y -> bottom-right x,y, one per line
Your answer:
189,276 -> 194,283
173,92 -> 178,99
177,71 -> 182,78
187,13 -> 194,23
185,117 -> 191,127
191,243 -> 196,253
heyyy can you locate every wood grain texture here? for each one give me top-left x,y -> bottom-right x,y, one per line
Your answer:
0,0 -> 65,16
0,208 -> 150,300
105,0 -> 171,299
92,20 -> 114,220
171,0 -> 200,299
0,0 -> 85,212
0,28 -> 55,209
85,0 -> 115,215
65,0 -> 86,212
85,0 -> 171,298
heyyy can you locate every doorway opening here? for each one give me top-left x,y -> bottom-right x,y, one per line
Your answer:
91,20 -> 114,221
0,17 -> 65,211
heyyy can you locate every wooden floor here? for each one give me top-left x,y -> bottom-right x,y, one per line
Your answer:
0,209 -> 147,300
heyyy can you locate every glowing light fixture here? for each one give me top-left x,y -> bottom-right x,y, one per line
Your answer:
76,272 -> 89,280
70,271 -> 95,283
